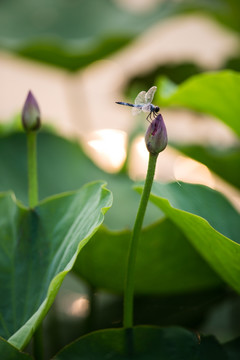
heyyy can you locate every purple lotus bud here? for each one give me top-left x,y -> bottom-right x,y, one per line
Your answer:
145,114 -> 168,155
21,91 -> 41,131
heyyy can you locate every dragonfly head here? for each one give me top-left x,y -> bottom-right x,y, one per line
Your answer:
155,106 -> 160,113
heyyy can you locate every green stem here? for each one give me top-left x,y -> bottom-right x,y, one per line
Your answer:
85,285 -> 97,334
123,153 -> 158,328
27,131 -> 42,358
33,326 -> 44,360
27,132 -> 38,208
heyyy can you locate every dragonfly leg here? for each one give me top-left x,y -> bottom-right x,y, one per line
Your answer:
146,113 -> 151,123
150,111 -> 155,121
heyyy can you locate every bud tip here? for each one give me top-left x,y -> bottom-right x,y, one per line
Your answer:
22,90 -> 41,132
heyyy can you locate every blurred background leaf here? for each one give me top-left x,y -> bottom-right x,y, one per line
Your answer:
74,219 -> 221,295
0,0 -> 182,70
0,0 -> 239,70
157,71 -> 240,137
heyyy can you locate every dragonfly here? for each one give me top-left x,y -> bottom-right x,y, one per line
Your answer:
116,86 -> 160,122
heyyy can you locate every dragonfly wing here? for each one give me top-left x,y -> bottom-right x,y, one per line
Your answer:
132,106 -> 142,116
135,90 -> 147,105
145,86 -> 157,104
142,104 -> 151,113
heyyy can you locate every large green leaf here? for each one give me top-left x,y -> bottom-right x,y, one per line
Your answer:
0,337 -> 33,359
0,0 -> 182,70
171,143 -> 240,190
136,181 -> 240,293
157,71 -> 240,137
0,181 -> 112,350
74,219 -> 221,294
52,326 -> 227,359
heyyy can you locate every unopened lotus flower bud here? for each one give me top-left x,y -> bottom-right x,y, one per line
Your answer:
21,91 -> 41,131
145,114 -> 168,155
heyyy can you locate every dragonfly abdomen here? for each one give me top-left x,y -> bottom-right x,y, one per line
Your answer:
115,102 -> 141,108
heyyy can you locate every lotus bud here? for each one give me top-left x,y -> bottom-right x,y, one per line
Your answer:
145,114 -> 168,155
22,91 -> 41,131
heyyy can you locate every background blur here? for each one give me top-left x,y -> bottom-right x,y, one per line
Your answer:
0,1 -> 240,199
0,0 -> 240,357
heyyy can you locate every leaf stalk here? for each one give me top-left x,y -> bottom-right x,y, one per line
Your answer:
27,131 -> 43,358
123,152 -> 158,328
27,132 -> 38,208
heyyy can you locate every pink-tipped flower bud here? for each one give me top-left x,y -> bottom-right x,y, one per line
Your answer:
21,91 -> 41,131
145,114 -> 168,155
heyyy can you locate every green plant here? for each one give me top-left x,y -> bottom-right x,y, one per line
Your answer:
0,70 -> 240,359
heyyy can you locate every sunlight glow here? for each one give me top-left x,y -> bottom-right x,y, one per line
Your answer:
69,297 -> 89,317
87,129 -> 127,172
174,155 -> 215,188
128,136 -> 148,179
114,0 -> 159,13
135,136 -> 149,161
128,138 -> 216,188
58,293 -> 90,318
